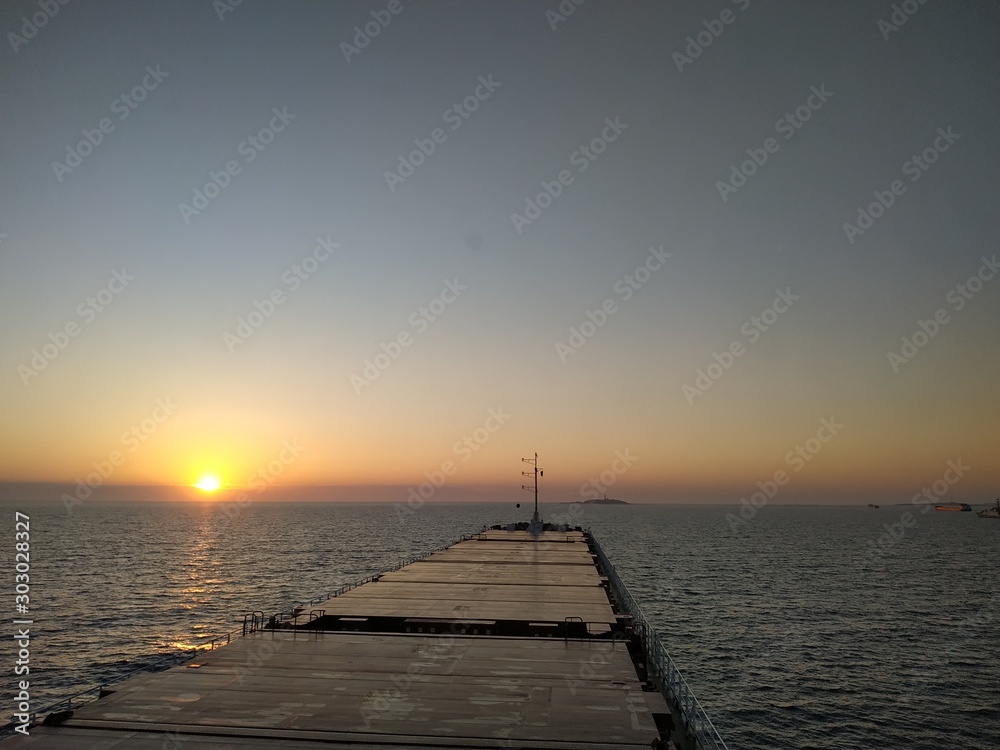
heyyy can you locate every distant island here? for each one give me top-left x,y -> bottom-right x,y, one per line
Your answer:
564,495 -> 628,505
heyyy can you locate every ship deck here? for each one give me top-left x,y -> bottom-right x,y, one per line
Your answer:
10,528 -> 667,749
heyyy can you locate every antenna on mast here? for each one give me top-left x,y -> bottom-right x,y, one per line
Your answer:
521,452 -> 542,524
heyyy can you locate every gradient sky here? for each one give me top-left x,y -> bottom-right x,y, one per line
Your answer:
1,0 -> 997,503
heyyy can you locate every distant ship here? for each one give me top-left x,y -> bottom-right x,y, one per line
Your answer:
868,503 -> 880,509
977,499 -> 1000,519
935,503 -> 972,512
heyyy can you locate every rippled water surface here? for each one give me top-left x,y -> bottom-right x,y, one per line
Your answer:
1,498 -> 997,749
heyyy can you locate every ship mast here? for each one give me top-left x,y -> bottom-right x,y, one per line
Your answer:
521,452 -> 542,524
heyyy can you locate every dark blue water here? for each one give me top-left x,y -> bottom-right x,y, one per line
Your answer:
0,498 -> 997,749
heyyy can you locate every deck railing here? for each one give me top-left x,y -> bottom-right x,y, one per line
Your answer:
589,532 -> 730,750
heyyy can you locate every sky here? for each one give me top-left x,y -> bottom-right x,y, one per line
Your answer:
1,0 -> 997,504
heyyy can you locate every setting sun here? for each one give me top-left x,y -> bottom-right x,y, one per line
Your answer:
194,475 -> 222,492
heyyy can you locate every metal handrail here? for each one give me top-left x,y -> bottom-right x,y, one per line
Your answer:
589,532 -> 730,750
243,611 -> 265,635
205,631 -> 231,649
